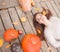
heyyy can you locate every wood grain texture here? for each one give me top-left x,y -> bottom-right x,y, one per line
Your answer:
0,0 -> 60,52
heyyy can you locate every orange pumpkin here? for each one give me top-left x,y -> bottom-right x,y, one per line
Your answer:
21,34 -> 42,52
4,28 -> 18,42
18,0 -> 35,12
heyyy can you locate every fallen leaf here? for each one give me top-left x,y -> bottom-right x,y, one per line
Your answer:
20,17 -> 27,23
37,29 -> 41,34
31,2 -> 35,6
13,22 -> 19,25
48,47 -> 52,51
43,11 -> 46,15
0,38 -> 4,47
35,7 -> 40,11
5,44 -> 11,49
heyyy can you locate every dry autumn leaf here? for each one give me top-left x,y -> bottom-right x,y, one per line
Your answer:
0,38 -> 4,47
48,47 -> 52,51
20,17 -> 27,22
43,11 -> 46,15
13,22 -> 19,25
37,29 -> 41,34
35,7 -> 40,11
31,0 -> 35,6
5,44 -> 11,48
31,2 -> 35,6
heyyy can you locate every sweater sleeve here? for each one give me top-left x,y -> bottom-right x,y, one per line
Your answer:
44,30 -> 60,48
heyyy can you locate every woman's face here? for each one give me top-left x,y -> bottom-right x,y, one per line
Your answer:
36,13 -> 47,24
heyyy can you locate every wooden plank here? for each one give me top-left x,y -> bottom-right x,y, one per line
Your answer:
53,0 -> 60,18
8,8 -> 25,40
50,1 -> 60,18
8,8 -> 24,52
16,7 -> 42,52
53,0 -> 60,10
32,2 -> 42,14
45,1 -> 57,17
15,6 -> 34,34
34,0 -> 40,2
47,42 -> 59,52
15,6 -> 43,52
25,12 -> 37,34
0,10 -> 13,29
41,41 -> 50,52
0,16 -> 4,52
58,0 -> 60,5
0,0 -> 18,9
40,1 -> 48,9
34,0 -> 52,2
0,9 -> 23,52
0,9 -> 21,52
40,1 -> 57,16
41,1 -> 58,52
0,12 -> 11,52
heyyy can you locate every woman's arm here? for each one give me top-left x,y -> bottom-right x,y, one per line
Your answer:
45,30 -> 60,48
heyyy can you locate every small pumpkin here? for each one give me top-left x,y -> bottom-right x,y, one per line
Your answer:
21,34 -> 42,52
4,28 -> 18,42
18,0 -> 35,12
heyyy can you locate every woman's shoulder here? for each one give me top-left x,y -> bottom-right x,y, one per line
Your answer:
50,16 -> 60,22
44,24 -> 53,36
44,16 -> 60,35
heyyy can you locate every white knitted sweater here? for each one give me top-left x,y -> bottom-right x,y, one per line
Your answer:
44,16 -> 60,48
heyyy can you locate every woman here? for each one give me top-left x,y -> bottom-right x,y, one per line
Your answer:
33,8 -> 60,48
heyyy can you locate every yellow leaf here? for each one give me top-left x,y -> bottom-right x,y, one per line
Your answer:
0,38 -> 3,47
37,29 -> 41,34
20,17 -> 27,23
48,47 -> 52,51
35,7 -> 40,11
31,0 -> 35,6
43,11 -> 46,15
13,22 -> 19,25
5,44 -> 11,49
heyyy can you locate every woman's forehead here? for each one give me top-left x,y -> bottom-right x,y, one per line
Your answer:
36,13 -> 42,16
36,13 -> 42,18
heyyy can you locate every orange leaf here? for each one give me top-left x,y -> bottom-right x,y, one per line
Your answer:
0,38 -> 4,47
5,44 -> 11,48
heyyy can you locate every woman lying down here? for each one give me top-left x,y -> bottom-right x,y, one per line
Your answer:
33,7 -> 60,48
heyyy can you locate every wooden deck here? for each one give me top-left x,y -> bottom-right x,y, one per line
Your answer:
0,0 -> 60,52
